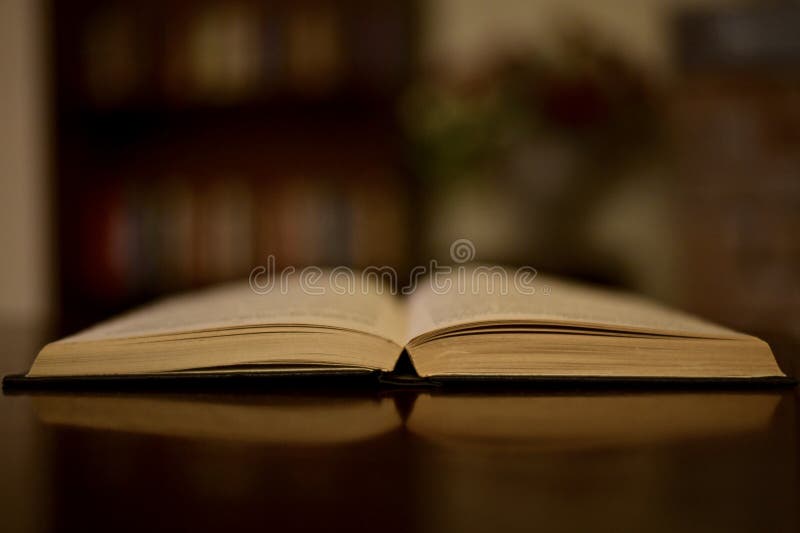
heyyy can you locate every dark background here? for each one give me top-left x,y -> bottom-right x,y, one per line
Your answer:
0,0 -> 798,372
0,4 -> 799,532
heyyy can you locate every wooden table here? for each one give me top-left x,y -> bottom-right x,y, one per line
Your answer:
2,325 -> 797,533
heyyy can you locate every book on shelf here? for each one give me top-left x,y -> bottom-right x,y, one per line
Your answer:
76,176 -> 407,302
77,1 -> 413,106
6,267 -> 790,387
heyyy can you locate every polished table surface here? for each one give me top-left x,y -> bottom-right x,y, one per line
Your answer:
1,325 -> 798,533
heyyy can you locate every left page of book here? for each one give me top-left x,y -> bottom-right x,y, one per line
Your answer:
30,274 -> 406,376
59,278 -> 407,345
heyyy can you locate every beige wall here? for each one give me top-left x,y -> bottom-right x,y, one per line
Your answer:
0,0 -> 50,323
422,0 -> 749,76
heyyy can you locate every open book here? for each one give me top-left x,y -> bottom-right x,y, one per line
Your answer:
11,268 -> 787,383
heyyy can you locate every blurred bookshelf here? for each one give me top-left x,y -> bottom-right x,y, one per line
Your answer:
48,0 -> 420,333
671,3 -> 800,352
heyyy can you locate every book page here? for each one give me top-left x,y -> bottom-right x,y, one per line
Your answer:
59,274 -> 407,346
406,266 -> 741,342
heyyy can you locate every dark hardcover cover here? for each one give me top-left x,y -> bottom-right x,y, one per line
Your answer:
3,371 -> 795,393
2,370 -> 384,393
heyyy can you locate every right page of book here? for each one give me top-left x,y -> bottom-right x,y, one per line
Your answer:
406,266 -> 742,343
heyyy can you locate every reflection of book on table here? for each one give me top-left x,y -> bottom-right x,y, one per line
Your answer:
21,268 -> 786,382
33,392 -> 783,448
34,394 -> 401,445
405,393 -> 783,450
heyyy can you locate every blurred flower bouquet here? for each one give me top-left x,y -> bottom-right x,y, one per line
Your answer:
403,31 -> 663,277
